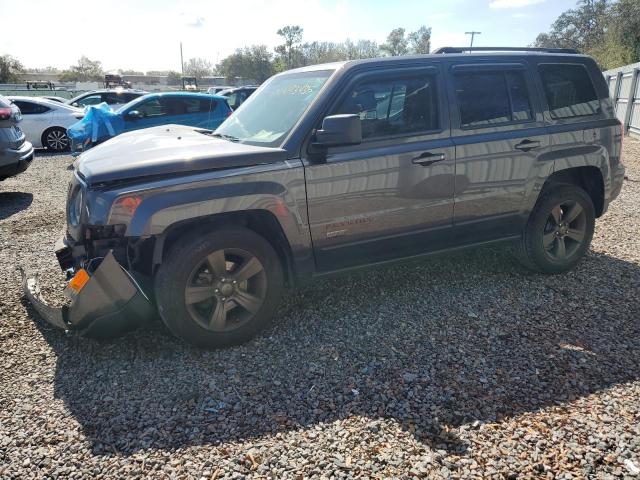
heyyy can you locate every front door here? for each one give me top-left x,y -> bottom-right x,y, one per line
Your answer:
304,66 -> 455,272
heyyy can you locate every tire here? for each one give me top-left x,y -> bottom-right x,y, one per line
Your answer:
154,226 -> 284,348
518,183 -> 595,274
42,127 -> 70,152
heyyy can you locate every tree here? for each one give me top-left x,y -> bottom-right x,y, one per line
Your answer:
118,69 -> 144,75
60,56 -> 104,82
166,71 -> 182,86
217,45 -> 274,83
532,0 -> 610,52
276,25 -> 304,69
609,0 -> 640,63
183,57 -> 213,80
0,55 -> 24,83
343,39 -> 380,60
380,28 -> 409,56
408,26 -> 432,54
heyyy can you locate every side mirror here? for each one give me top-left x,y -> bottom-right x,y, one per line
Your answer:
72,102 -> 79,107
315,114 -> 362,147
126,110 -> 143,120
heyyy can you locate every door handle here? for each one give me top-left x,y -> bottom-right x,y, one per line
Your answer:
514,139 -> 541,152
411,151 -> 446,166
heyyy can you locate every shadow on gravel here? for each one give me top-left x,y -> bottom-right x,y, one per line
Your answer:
31,246 -> 640,456
0,192 -> 33,220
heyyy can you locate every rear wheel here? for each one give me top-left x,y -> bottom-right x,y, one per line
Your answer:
42,127 -> 70,152
518,184 -> 595,274
154,227 -> 284,348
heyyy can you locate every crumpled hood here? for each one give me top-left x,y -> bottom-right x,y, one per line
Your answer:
76,125 -> 287,185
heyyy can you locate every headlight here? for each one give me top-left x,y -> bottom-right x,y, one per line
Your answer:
107,194 -> 144,225
68,188 -> 84,226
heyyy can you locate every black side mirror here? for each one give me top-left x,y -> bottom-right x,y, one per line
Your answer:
315,114 -> 362,147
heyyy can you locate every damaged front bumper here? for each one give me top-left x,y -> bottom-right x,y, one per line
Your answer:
22,251 -> 153,338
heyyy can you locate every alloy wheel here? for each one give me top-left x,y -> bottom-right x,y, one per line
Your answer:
46,129 -> 69,151
184,248 -> 267,332
542,200 -> 587,261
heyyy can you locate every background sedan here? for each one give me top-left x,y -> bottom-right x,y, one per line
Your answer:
8,96 -> 84,152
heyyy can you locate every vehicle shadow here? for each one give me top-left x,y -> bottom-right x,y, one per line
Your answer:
29,246 -> 640,456
0,192 -> 33,220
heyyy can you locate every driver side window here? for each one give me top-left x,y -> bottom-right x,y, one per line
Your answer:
332,74 -> 440,140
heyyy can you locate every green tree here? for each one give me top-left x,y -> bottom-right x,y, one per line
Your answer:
343,39 -> 380,60
609,0 -> 640,62
183,57 -> 214,80
532,0 -> 610,52
380,28 -> 409,56
218,45 -> 274,83
0,55 -> 24,83
276,25 -> 304,69
60,56 -> 104,82
408,26 -> 432,54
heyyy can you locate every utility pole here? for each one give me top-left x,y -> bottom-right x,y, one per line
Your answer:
180,42 -> 184,77
465,31 -> 481,51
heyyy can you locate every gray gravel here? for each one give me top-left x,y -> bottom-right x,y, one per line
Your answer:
1,142 -> 640,479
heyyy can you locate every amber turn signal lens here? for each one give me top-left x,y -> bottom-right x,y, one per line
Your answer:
68,269 -> 90,293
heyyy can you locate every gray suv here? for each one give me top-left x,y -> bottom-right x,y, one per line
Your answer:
0,95 -> 34,181
24,48 -> 625,348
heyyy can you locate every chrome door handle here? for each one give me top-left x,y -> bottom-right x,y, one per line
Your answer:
411,152 -> 446,166
514,139 -> 541,152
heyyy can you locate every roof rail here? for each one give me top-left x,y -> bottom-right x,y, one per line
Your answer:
432,46 -> 580,54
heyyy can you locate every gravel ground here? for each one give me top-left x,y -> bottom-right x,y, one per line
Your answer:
1,141 -> 640,479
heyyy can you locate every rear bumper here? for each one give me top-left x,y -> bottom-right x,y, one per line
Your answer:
22,251 -> 153,338
0,141 -> 34,178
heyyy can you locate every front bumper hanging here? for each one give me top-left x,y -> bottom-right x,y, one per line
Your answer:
22,252 -> 153,338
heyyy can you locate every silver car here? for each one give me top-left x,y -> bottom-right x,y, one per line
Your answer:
0,95 -> 34,181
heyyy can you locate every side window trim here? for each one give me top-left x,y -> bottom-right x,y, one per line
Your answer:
451,64 -> 536,131
326,66 -> 445,144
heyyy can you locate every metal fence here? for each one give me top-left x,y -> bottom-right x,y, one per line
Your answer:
604,62 -> 640,138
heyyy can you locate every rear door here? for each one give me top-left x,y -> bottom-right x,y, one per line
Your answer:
11,100 -> 53,146
447,62 -> 551,242
304,65 -> 455,272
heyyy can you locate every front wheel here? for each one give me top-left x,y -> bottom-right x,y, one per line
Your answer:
154,227 -> 284,348
518,184 -> 595,274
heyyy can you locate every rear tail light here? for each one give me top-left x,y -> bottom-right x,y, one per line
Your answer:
0,107 -> 12,120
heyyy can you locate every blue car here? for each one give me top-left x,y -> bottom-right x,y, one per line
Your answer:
68,92 -> 231,152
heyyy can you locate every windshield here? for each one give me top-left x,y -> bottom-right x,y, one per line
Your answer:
214,70 -> 333,147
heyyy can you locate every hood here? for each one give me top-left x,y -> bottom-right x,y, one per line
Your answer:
76,125 -> 287,185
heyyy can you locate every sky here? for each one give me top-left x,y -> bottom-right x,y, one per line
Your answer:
0,0 -> 578,73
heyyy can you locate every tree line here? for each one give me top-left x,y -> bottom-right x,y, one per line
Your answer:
533,0 -> 639,70
0,25 -> 431,84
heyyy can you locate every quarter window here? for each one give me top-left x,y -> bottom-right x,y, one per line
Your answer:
333,75 -> 439,140
539,64 -> 599,119
454,70 -> 533,128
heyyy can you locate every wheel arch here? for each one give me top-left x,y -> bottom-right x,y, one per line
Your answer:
151,210 -> 297,285
542,166 -> 605,217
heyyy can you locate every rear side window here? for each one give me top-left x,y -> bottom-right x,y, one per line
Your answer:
183,98 -> 216,113
454,70 -> 533,128
12,101 -> 50,115
539,64 -> 599,119
333,74 -> 439,140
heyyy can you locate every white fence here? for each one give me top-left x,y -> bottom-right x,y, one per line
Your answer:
604,62 -> 640,138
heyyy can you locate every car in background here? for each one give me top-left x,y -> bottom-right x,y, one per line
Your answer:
8,96 -> 84,152
68,92 -> 232,151
0,95 -> 34,181
217,86 -> 258,110
41,96 -> 68,104
66,89 -> 147,109
207,86 -> 233,94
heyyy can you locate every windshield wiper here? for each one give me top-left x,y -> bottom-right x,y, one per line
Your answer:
210,132 -> 240,142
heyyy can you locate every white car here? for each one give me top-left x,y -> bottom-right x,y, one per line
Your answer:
8,96 -> 84,152
66,89 -> 146,110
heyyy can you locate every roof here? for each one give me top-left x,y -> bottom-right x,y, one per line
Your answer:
287,49 -> 591,75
